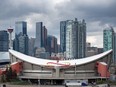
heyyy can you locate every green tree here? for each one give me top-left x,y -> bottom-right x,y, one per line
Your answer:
0,66 -> 18,82
0,74 -> 6,82
5,67 -> 13,81
12,70 -> 17,79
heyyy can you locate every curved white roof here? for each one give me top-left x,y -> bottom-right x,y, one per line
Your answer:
9,49 -> 112,67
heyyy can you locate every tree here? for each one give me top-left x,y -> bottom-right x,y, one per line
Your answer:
12,70 -> 17,79
0,66 -> 18,82
0,74 -> 6,82
5,67 -> 12,81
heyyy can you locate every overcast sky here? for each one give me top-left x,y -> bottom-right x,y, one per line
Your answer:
0,0 -> 116,47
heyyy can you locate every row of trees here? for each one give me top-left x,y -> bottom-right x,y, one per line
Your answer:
0,67 -> 17,82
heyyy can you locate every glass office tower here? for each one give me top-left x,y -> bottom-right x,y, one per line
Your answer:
65,18 -> 86,59
35,22 -> 47,50
47,35 -> 58,55
103,27 -> 114,51
35,22 -> 43,48
13,21 -> 28,55
103,26 -> 115,62
60,21 -> 66,53
0,30 -> 9,52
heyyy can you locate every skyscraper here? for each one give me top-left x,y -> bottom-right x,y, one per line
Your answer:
34,22 -> 47,50
103,26 -> 115,63
114,33 -> 116,62
47,35 -> 58,55
66,20 -> 76,59
35,22 -> 43,48
42,26 -> 47,49
0,30 -> 9,52
78,19 -> 86,58
103,27 -> 114,52
18,34 -> 28,54
60,21 -> 66,53
65,18 -> 86,59
15,21 -> 27,35
13,21 -> 28,55
28,38 -> 35,56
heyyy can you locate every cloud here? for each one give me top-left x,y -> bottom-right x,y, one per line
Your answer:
0,0 -> 52,20
0,0 -> 116,47
87,35 -> 103,47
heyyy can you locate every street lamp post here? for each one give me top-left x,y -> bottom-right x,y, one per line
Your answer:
38,79 -> 40,87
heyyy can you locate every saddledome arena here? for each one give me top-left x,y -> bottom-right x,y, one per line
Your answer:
9,49 -> 112,85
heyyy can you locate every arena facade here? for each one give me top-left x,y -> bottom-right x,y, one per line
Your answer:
9,49 -> 112,85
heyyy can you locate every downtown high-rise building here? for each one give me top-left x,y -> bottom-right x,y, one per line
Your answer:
34,22 -> 47,50
64,18 -> 86,59
60,21 -> 66,52
42,26 -> 47,49
47,35 -> 58,55
103,26 -> 116,63
114,33 -> 116,62
28,38 -> 35,56
0,30 -> 9,52
103,27 -> 114,52
13,21 -> 29,55
35,22 -> 42,48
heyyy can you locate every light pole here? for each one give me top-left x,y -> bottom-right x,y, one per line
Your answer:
38,79 -> 40,87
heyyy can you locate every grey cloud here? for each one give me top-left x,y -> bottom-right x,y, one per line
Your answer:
55,0 -> 116,27
0,0 -> 116,47
0,0 -> 51,20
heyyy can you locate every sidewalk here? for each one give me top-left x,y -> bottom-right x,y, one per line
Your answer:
1,84 -> 65,87
1,84 -> 116,87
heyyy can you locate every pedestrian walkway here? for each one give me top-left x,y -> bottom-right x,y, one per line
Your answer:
1,84 -> 65,87
1,84 -> 116,87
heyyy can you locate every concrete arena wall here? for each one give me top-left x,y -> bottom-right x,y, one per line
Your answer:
9,51 -> 112,80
